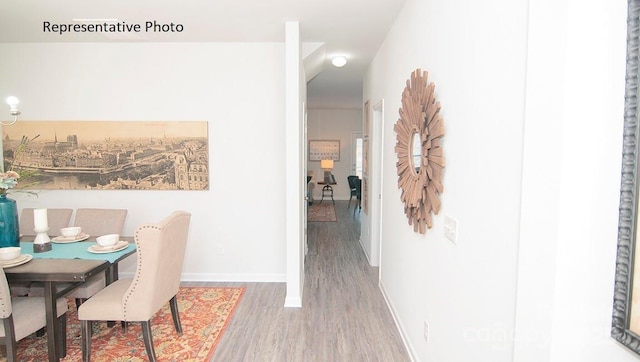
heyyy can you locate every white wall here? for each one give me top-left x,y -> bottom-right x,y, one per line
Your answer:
306,108 -> 362,200
365,0 -> 631,361
515,0 -> 632,361
365,1 -> 529,360
0,42 -> 287,282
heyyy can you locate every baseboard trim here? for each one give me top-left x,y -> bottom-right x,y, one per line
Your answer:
359,236 -> 373,265
379,279 -> 418,361
119,272 -> 287,283
284,296 -> 302,308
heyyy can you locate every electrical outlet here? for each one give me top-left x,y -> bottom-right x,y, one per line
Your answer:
215,244 -> 225,255
444,215 -> 458,243
424,320 -> 429,342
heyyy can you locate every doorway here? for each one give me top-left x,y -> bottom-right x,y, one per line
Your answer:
351,132 -> 363,178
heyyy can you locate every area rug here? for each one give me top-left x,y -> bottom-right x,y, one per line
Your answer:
6,286 -> 244,362
308,202 -> 337,222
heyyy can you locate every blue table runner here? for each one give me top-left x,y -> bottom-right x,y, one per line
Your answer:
19,241 -> 136,263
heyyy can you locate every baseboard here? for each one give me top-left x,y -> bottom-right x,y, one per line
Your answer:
359,236 -> 373,265
119,272 -> 287,283
284,296 -> 302,308
379,279 -> 418,361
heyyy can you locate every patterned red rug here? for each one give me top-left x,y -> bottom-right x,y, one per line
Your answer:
6,286 -> 244,362
307,202 -> 337,222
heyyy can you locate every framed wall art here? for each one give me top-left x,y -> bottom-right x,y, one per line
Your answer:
2,120 -> 209,191
612,0 -> 640,354
308,140 -> 340,161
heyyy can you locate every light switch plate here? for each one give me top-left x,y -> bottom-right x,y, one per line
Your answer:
424,320 -> 429,342
444,215 -> 457,243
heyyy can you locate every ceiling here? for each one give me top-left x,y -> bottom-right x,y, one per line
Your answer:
0,0 -> 407,109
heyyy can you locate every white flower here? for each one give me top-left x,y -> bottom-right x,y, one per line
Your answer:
0,171 -> 20,190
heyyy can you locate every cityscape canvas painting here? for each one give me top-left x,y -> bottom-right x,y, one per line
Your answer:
2,121 -> 209,191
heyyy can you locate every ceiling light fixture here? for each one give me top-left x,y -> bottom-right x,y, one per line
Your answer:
331,56 -> 347,68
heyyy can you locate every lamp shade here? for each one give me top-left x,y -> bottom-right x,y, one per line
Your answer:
320,159 -> 334,169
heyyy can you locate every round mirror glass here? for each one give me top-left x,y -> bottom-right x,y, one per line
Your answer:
410,130 -> 422,175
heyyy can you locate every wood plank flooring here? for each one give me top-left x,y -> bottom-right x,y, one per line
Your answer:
187,200 -> 410,361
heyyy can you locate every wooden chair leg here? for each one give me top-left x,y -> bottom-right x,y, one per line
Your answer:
141,321 -> 157,362
3,317 -> 17,362
169,295 -> 182,335
81,320 -> 92,362
57,314 -> 67,358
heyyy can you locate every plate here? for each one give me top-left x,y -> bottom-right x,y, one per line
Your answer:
87,241 -> 129,254
52,232 -> 90,244
0,254 -> 33,268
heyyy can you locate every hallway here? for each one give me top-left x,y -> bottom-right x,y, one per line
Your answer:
209,200 -> 409,361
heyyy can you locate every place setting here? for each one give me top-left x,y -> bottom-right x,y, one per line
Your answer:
51,226 -> 90,243
87,234 -> 129,254
0,246 -> 32,268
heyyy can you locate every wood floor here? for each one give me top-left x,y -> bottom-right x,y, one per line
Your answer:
189,200 -> 410,361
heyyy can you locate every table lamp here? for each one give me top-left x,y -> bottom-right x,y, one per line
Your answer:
320,159 -> 334,183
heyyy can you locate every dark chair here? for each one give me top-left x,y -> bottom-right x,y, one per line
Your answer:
347,175 -> 359,208
353,178 -> 362,214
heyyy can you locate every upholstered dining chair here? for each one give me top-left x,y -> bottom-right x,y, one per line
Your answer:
67,208 -> 128,305
11,208 -> 74,297
28,208 -> 128,306
0,267 -> 69,361
19,208 -> 73,237
78,210 -> 191,362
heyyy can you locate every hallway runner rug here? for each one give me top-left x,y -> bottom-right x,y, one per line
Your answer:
308,202 -> 337,222
6,286 -> 244,362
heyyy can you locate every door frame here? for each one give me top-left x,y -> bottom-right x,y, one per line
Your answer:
370,99 -> 384,269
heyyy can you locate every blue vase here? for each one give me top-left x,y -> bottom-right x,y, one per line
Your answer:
0,193 -> 19,248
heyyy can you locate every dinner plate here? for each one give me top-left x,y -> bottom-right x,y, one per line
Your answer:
52,232 -> 91,244
0,254 -> 33,268
87,241 -> 129,254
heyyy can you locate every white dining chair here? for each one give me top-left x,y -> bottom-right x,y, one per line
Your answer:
78,210 -> 191,362
19,208 -> 73,237
29,208 -> 128,307
11,208 -> 73,297
68,208 -> 128,305
0,267 -> 69,361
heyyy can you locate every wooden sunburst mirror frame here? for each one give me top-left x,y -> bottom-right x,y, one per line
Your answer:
394,69 -> 445,234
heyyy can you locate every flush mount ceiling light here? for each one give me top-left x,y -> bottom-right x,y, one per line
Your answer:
331,56 -> 347,68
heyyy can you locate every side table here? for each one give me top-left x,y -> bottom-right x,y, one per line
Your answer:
317,182 -> 336,204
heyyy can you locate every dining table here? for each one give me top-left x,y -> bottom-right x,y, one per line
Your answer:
3,236 -> 136,362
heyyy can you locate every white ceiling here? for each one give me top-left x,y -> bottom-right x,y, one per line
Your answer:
0,0 -> 407,109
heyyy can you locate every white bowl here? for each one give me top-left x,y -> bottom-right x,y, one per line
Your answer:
60,227 -> 82,238
96,234 -> 119,247
0,247 -> 21,261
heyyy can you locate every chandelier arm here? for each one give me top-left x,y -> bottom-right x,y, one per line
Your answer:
0,116 -> 18,126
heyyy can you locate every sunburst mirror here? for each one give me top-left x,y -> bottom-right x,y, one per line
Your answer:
394,69 -> 445,234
